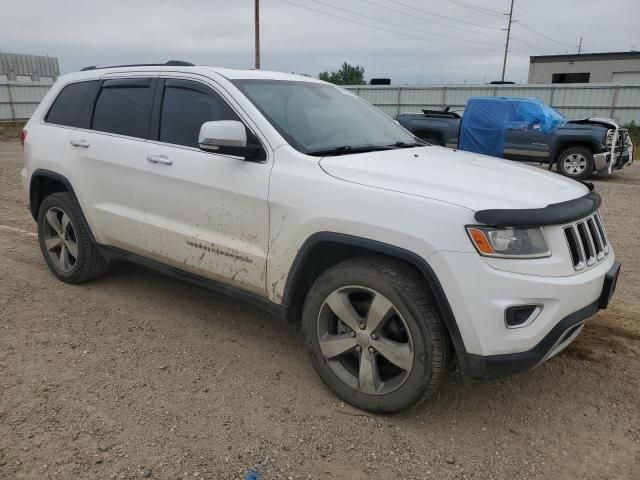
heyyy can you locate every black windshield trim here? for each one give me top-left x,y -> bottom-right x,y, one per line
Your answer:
306,144 -> 397,157
388,141 -> 427,148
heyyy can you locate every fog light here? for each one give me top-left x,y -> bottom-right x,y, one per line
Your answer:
505,305 -> 542,328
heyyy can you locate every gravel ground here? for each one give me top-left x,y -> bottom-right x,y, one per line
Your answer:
0,140 -> 639,480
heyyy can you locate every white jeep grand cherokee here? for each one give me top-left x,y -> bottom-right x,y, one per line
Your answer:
21,62 -> 620,413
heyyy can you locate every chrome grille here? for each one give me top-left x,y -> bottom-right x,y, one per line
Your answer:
606,128 -> 629,148
563,212 -> 609,270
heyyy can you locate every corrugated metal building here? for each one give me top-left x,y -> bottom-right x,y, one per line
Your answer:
0,52 -> 60,82
1,52 -> 59,121
528,51 -> 640,84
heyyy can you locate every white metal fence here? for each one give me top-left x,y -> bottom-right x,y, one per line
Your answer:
0,81 -> 53,121
345,83 -> 640,125
3,81 -> 640,125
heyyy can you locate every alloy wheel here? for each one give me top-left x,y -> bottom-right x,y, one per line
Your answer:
42,207 -> 78,273
563,153 -> 587,175
317,286 -> 414,395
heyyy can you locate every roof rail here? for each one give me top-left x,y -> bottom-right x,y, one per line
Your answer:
80,60 -> 195,72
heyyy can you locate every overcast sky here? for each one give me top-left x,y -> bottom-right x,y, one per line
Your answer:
2,0 -> 638,84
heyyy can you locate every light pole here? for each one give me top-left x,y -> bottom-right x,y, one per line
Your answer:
501,0 -> 515,82
255,0 -> 260,69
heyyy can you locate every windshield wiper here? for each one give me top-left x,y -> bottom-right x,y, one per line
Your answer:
388,141 -> 426,148
307,145 -> 395,157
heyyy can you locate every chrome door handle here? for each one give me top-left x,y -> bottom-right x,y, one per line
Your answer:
70,138 -> 90,148
146,154 -> 173,165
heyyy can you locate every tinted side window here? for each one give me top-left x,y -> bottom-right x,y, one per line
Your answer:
92,79 -> 154,138
160,82 -> 239,148
45,81 -> 98,128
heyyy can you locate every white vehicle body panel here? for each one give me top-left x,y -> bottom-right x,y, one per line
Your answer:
66,130 -> 148,255
142,140 -> 271,295
136,72 -> 275,294
319,146 -> 589,211
430,250 -> 614,355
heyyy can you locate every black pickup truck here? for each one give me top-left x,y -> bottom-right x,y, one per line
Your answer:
397,103 -> 633,180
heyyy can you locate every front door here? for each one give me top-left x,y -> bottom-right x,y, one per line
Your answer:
504,126 -> 552,162
142,78 -> 271,295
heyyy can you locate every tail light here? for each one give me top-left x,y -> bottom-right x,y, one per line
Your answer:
20,129 -> 27,146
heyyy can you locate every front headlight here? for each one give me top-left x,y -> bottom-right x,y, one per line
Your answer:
605,129 -> 615,147
466,226 -> 551,258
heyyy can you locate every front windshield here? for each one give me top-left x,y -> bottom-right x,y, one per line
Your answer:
233,80 -> 419,155
551,106 -> 567,122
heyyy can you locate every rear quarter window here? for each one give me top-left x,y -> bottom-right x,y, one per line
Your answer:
45,80 -> 99,128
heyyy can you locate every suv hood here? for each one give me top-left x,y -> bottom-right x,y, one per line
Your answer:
319,146 -> 589,212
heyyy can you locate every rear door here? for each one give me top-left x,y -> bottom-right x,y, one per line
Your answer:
65,76 -> 157,254
141,77 -> 271,295
38,80 -> 98,203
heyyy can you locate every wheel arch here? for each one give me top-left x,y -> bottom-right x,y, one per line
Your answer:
29,169 -> 97,243
282,232 -> 468,361
29,169 -> 73,219
551,138 -> 599,163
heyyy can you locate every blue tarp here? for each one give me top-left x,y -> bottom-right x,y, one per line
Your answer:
458,97 -> 566,157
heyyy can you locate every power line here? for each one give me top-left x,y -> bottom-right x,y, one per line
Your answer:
510,34 -> 556,53
444,0 -> 504,17
503,47 -> 531,57
356,0 -> 505,39
377,0 -> 576,52
276,0 -> 500,51
308,0 -> 503,46
386,0 -> 504,30
517,21 -> 575,48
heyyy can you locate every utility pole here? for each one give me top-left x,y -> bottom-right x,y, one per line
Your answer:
500,0 -> 515,82
255,0 -> 261,69
578,36 -> 582,54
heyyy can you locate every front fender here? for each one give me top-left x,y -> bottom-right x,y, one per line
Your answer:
550,133 -> 604,160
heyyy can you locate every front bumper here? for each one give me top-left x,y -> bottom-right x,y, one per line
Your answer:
464,300 -> 598,379
594,144 -> 633,174
428,249 -> 618,379
465,259 -> 619,380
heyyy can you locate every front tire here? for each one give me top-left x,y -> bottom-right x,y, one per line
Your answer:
557,146 -> 594,180
302,257 -> 450,413
37,192 -> 108,283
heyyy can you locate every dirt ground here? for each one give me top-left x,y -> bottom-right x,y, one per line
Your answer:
0,140 -> 638,480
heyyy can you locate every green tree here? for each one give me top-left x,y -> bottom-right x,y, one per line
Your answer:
318,62 -> 366,85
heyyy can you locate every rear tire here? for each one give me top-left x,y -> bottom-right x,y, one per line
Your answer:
302,256 -> 450,413
557,146 -> 594,180
37,192 -> 108,283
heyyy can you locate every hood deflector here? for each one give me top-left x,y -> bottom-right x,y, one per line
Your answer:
474,191 -> 601,226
